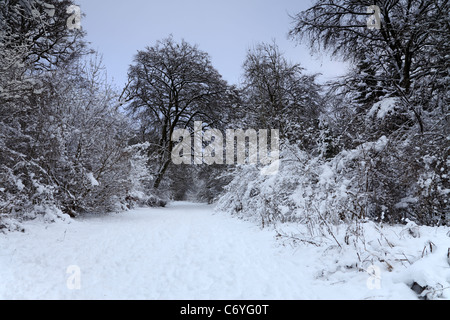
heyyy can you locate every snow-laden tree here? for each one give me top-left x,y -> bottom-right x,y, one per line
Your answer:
242,42 -> 323,151
1,0 -> 153,227
290,0 -> 449,94
1,0 -> 86,222
0,0 -> 88,70
288,0 -> 449,225
36,57 -> 153,216
216,0 -> 448,228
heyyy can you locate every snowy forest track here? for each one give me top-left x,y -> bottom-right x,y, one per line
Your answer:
0,202 -> 315,299
1,202 -> 437,300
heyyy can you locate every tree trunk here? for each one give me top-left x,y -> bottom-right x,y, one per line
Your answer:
153,158 -> 172,189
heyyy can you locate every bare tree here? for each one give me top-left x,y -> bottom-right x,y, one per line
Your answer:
123,36 -> 230,189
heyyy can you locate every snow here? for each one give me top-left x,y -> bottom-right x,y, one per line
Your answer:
0,202 -> 449,300
86,172 -> 99,187
318,164 -> 334,186
367,97 -> 400,119
394,196 -> 418,209
260,159 -> 280,176
15,178 -> 25,191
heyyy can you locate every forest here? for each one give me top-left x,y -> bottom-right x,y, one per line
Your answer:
1,0 -> 448,229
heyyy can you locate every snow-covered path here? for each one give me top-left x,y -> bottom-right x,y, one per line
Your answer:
0,202 -> 423,300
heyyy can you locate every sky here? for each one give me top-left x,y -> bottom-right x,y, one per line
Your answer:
76,0 -> 349,89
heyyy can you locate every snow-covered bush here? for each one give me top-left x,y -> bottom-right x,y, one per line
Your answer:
216,139 -> 450,299
217,135 -> 391,227
0,57 -> 155,224
217,123 -> 448,227
0,2 -> 157,226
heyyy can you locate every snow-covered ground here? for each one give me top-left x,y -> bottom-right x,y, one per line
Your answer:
0,202 -> 449,300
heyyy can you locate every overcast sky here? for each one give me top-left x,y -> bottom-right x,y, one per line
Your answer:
76,0 -> 348,89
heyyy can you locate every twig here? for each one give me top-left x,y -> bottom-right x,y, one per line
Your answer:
313,204 -> 342,249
